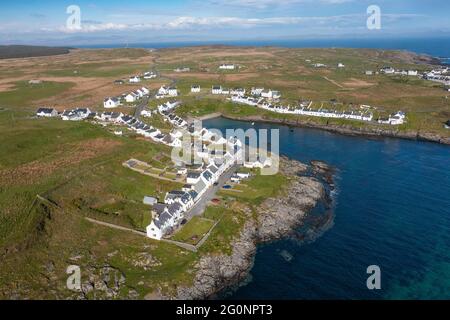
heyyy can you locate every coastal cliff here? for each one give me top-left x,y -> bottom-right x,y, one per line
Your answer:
175,157 -> 331,300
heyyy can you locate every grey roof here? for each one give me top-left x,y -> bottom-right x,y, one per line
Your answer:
152,203 -> 167,216
162,135 -> 173,143
37,107 -> 55,114
187,172 -> 201,179
155,211 -> 173,228
180,192 -> 192,204
168,190 -> 185,196
202,170 -> 213,181
188,190 -> 199,201
168,202 -> 182,215
194,180 -> 207,194
207,164 -> 218,174
143,196 -> 157,205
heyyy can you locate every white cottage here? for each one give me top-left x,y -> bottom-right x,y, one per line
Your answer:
36,107 -> 58,117
103,97 -> 121,108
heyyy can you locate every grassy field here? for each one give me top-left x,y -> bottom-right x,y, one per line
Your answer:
0,81 -> 75,108
0,46 -> 448,134
171,216 -> 215,245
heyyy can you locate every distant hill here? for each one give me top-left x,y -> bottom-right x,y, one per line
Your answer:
0,45 -> 72,59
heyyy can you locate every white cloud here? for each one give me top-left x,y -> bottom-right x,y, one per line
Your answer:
206,0 -> 355,9
54,12 -> 422,34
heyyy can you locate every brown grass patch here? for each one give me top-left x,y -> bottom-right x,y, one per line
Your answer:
0,138 -> 122,186
342,78 -> 375,88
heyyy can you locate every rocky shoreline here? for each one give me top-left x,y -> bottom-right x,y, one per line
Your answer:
219,114 -> 450,146
175,157 -> 332,300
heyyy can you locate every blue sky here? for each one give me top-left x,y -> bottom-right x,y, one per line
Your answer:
0,0 -> 449,45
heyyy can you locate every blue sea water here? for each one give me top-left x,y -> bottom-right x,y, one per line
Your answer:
204,117 -> 450,299
79,37 -> 450,64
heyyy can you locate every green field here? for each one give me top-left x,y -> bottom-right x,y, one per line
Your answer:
0,81 -> 74,109
171,216 -> 215,245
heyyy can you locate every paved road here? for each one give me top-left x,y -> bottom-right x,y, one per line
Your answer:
134,96 -> 150,119
184,165 -> 238,220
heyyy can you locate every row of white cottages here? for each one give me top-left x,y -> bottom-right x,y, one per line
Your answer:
210,86 -> 281,100
125,72 -> 157,84
147,143 -> 241,240
230,95 -> 375,122
36,107 -> 93,121
380,67 -> 419,76
104,87 -> 150,108
377,111 -> 406,125
156,86 -> 178,99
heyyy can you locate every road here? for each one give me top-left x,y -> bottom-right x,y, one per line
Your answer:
184,165 -> 238,220
134,96 -> 150,119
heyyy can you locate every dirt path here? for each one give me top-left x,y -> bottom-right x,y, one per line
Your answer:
323,76 -> 344,88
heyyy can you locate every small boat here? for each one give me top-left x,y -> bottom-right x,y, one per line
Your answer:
251,122 -> 255,125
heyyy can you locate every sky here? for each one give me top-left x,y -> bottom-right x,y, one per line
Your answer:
0,0 -> 449,46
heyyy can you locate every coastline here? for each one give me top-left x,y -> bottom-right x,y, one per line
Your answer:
216,114 -> 450,146
174,157 -> 332,300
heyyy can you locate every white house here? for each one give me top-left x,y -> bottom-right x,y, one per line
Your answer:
141,87 -> 150,95
36,107 -> 58,117
141,110 -> 153,118
129,76 -> 141,83
407,70 -> 418,76
261,89 -> 281,100
143,72 -> 157,79
168,87 -> 178,97
146,202 -> 183,240
251,87 -> 264,96
125,93 -> 138,103
61,108 -> 92,121
313,63 -> 327,68
187,172 -> 202,185
103,97 -> 121,108
378,111 -> 406,125
230,88 -> 246,96
381,67 -> 395,74
174,67 -> 190,73
219,64 -> 235,70
158,86 -> 169,95
338,63 -> 345,68
212,85 -> 222,95
236,172 -> 250,179
191,85 -> 201,93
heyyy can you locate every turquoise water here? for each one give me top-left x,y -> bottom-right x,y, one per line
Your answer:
204,117 -> 450,299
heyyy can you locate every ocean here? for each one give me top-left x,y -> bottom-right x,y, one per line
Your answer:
204,117 -> 450,299
78,37 -> 450,64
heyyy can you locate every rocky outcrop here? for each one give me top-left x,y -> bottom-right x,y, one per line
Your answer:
175,157 -> 331,300
177,219 -> 258,300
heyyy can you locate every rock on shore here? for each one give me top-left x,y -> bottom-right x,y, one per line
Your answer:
175,157 -> 330,300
